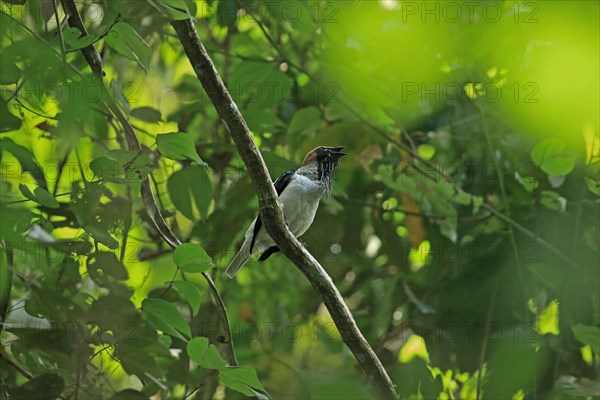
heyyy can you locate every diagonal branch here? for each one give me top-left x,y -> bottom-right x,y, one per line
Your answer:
60,0 -> 237,367
169,18 -> 398,400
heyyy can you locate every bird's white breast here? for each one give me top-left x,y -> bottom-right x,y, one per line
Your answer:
279,174 -> 324,236
250,174 -> 324,251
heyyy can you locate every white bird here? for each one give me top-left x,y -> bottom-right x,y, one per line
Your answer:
225,146 -> 346,278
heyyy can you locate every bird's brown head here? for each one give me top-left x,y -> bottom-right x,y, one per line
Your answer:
300,146 -> 346,195
302,146 -> 346,167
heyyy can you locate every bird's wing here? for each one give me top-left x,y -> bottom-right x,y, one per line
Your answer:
273,170 -> 296,196
250,170 -> 295,253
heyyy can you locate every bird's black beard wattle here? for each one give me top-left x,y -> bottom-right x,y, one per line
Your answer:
318,158 -> 341,197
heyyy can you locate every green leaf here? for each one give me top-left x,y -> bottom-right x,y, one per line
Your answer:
170,280 -> 202,315
433,181 -> 454,198
244,105 -> 285,133
417,144 -> 435,160
158,334 -> 172,349
204,345 -> 227,369
472,195 -> 483,213
104,22 -> 151,72
157,132 -> 206,166
173,243 -> 214,273
18,184 -> 36,202
438,216 -> 458,242
540,190 -> 566,212
528,264 -> 565,293
220,373 -> 254,397
186,337 -> 227,369
142,298 -> 191,340
184,0 -> 197,16
377,165 -> 417,193
33,187 -> 60,208
109,389 -> 148,400
167,169 -> 193,219
186,336 -> 209,362
85,108 -> 109,140
7,373 -> 64,400
248,388 -> 270,400
585,177 -> 600,196
220,366 -> 266,392
90,150 -> 154,184
167,165 -> 213,220
531,139 -> 576,176
89,157 -> 120,182
230,61 -> 293,110
287,107 -> 322,137
70,182 -> 121,249
0,138 -> 44,187
131,106 -> 162,123
0,99 -> 21,133
147,0 -> 193,20
516,173 -> 539,192
0,51 -> 21,84
365,106 -> 394,126
63,27 -> 97,50
88,296 -> 141,331
216,0 -> 239,26
262,151 -> 295,183
451,188 -> 472,205
63,27 -> 83,45
572,324 -> 600,355
88,252 -> 129,282
85,225 -> 119,249
119,150 -> 154,182
116,342 -> 164,382
537,299 -> 560,335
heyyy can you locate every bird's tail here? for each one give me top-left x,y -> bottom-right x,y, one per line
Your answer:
225,243 -> 252,278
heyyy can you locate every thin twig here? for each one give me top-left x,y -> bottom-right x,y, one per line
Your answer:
52,152 -> 70,195
0,244 -> 14,337
245,10 -> 305,75
51,0 -> 66,59
481,204 -> 590,276
12,97 -> 57,120
6,81 -> 24,102
476,281 -> 499,400
474,79 -> 529,307
4,192 -> 71,205
0,351 -> 33,380
74,149 -> 89,188
119,187 -> 132,263
336,196 -> 450,220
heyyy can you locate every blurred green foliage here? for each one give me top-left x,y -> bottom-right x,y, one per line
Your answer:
0,0 -> 598,399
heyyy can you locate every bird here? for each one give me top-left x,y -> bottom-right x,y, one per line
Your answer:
225,146 -> 346,278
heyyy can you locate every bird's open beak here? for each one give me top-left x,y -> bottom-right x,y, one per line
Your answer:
331,146 -> 346,157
